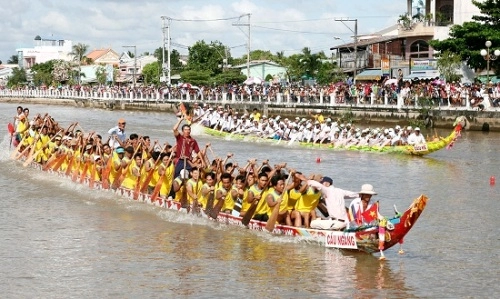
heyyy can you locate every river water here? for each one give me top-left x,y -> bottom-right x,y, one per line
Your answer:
0,102 -> 498,298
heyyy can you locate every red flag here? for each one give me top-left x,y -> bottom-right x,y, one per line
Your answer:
362,201 -> 379,223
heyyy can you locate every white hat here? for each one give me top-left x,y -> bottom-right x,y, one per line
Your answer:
415,127 -> 421,131
407,126 -> 412,131
359,184 -> 377,195
395,125 -> 401,130
93,155 -> 101,161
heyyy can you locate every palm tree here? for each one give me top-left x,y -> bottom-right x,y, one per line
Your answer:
70,43 -> 89,85
299,47 -> 322,79
7,55 -> 19,64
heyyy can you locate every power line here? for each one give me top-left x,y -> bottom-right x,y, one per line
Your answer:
169,16 -> 240,22
252,25 -> 332,35
253,15 -> 393,24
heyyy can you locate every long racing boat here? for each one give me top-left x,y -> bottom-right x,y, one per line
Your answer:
19,160 -> 428,256
198,116 -> 468,156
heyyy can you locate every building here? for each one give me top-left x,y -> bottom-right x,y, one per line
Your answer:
117,52 -> 157,84
330,0 -> 480,82
86,48 -> 120,66
232,60 -> 287,81
16,35 -> 73,69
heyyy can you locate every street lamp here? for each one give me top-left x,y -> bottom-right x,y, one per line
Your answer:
123,45 -> 137,88
480,40 -> 500,83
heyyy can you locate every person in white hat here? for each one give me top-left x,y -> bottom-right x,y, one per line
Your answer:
407,127 -> 426,145
347,184 -> 380,228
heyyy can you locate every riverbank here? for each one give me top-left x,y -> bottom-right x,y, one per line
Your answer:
2,96 -> 499,131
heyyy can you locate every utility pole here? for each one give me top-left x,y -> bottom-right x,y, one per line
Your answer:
123,45 -> 137,89
335,18 -> 358,83
161,16 -> 171,86
233,14 -> 251,78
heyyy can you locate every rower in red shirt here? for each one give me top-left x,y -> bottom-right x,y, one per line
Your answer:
172,115 -> 201,178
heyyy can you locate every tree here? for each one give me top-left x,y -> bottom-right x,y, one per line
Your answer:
187,40 -> 229,75
31,60 -> 55,87
142,61 -> 161,85
7,55 -> 18,64
70,43 -> 89,84
211,69 -> 246,85
95,66 -> 107,85
436,50 -> 462,82
7,67 -> 27,88
299,47 -> 323,79
127,50 -> 135,58
429,0 -> 500,72
52,60 -> 73,84
180,69 -> 211,85
153,47 -> 184,74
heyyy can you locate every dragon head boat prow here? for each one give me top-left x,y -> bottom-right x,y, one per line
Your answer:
453,115 -> 469,132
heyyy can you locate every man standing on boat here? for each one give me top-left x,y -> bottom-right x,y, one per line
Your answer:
108,118 -> 127,149
173,115 -> 201,178
297,174 -> 358,230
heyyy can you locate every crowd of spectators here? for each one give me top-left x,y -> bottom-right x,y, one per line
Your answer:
2,79 -> 499,109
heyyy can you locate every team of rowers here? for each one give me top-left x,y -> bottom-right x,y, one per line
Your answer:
191,103 -> 428,146
11,105 -> 386,230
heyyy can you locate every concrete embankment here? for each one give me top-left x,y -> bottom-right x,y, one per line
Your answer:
2,96 -> 499,132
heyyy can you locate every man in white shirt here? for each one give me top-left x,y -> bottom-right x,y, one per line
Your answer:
297,175 -> 358,230
108,118 -> 127,148
407,127 -> 426,145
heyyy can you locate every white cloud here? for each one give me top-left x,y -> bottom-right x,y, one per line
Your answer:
0,0 -> 406,62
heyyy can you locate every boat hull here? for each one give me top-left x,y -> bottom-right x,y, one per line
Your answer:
199,122 -> 463,156
22,162 -> 427,254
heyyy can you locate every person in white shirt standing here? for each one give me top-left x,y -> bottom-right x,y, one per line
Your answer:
407,127 -> 426,145
296,174 -> 358,230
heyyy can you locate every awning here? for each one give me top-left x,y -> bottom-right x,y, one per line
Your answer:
355,69 -> 382,81
476,76 -> 500,84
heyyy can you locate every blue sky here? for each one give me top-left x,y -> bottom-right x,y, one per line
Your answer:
0,0 -> 407,62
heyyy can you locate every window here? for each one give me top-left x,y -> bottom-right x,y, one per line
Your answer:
410,40 -> 430,58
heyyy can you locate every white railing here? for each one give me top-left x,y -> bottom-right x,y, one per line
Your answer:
0,88 -> 496,111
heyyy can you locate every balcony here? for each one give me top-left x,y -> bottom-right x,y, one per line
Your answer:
397,22 -> 436,38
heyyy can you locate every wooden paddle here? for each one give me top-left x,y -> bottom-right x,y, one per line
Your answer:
101,155 -> 113,189
23,129 -> 63,167
241,161 -> 272,226
265,172 -> 293,232
150,150 -> 175,204
204,188 -> 215,216
21,121 -> 47,164
111,144 -> 141,190
209,189 -> 226,219
137,147 -> 164,196
179,158 -> 190,209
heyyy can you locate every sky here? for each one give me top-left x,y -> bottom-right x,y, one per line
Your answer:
0,0 -> 408,63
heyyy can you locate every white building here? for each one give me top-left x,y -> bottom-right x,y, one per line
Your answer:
16,35 -> 73,69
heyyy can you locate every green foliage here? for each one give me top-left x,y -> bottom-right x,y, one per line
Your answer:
430,0 -> 500,72
31,60 -> 55,86
180,69 -> 212,86
211,70 -> 246,85
7,55 -> 18,64
436,50 -> 462,82
316,61 -> 340,85
187,40 -> 226,75
142,61 -> 161,85
95,66 -> 107,85
7,67 -> 27,87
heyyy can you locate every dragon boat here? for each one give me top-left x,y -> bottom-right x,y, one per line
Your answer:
17,159 -> 427,255
198,116 -> 468,156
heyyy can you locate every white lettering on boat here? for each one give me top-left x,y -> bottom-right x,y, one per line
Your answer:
325,232 -> 358,249
413,144 -> 428,152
